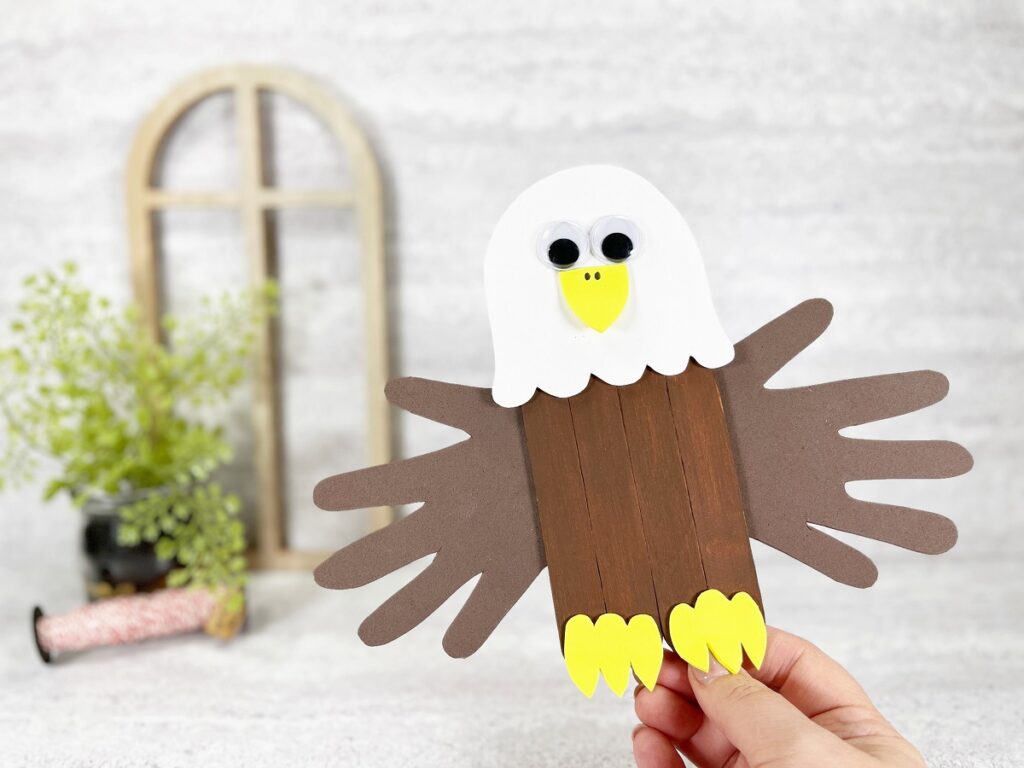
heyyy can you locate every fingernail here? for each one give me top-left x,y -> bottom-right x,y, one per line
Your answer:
692,657 -> 730,685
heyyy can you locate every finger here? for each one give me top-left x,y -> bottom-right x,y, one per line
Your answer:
801,370 -> 950,427
811,499 -> 957,555
386,377 -> 491,433
689,660 -> 851,766
756,525 -> 879,587
313,444 -> 463,509
639,661 -> 740,767
749,628 -> 877,719
731,299 -> 833,385
678,718 -> 743,768
654,651 -> 697,699
695,632 -> 903,764
648,631 -> 883,766
314,506 -> 442,589
634,684 -> 704,744
441,569 -> 540,658
358,558 -> 473,646
841,438 -> 973,480
632,726 -> 685,768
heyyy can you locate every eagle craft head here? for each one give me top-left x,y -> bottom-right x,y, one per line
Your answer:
485,165 -> 734,407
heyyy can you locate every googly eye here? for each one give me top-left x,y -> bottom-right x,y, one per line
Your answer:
537,221 -> 588,270
590,215 -> 642,264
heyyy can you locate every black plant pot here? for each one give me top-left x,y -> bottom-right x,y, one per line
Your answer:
81,493 -> 174,601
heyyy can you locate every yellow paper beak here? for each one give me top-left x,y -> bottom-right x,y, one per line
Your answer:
558,264 -> 629,333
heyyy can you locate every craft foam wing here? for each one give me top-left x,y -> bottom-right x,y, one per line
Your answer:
314,166 -> 972,696
313,379 -> 544,658
718,299 -> 970,587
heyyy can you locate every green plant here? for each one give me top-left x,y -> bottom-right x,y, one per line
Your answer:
0,263 -> 276,602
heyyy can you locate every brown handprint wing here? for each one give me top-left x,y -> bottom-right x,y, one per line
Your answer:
717,299 -> 974,587
312,378 -> 544,658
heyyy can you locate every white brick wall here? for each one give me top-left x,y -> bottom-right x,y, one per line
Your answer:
0,0 -> 1021,568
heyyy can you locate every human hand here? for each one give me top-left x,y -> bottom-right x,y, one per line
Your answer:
633,628 -> 925,768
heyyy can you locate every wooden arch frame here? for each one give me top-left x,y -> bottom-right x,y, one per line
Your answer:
126,65 -> 392,570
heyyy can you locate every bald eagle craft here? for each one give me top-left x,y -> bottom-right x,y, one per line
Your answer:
313,166 -> 972,697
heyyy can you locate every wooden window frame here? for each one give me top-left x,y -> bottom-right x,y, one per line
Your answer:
125,65 -> 392,570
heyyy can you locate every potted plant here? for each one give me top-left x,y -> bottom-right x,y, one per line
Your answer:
0,263 -> 276,614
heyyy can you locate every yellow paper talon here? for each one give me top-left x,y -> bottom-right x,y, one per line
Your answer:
731,591 -> 767,669
626,614 -> 663,691
595,614 -> 630,695
697,589 -> 743,673
667,603 -> 710,672
564,614 -> 599,697
562,613 -> 665,697
668,590 -> 766,675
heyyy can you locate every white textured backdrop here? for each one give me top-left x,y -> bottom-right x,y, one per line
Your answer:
0,2 -> 1022,766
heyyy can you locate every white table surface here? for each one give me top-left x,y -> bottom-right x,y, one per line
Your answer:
2,551 -> 1022,768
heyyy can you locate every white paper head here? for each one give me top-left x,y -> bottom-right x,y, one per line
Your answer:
485,165 -> 733,407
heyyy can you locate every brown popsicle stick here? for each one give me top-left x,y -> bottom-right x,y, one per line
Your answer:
568,379 -> 661,621
521,391 -> 605,638
667,364 -> 763,610
618,369 -> 708,634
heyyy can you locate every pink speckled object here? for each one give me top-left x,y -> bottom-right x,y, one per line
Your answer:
33,589 -> 218,662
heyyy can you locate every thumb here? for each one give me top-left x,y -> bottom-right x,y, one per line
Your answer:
688,659 -> 844,768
